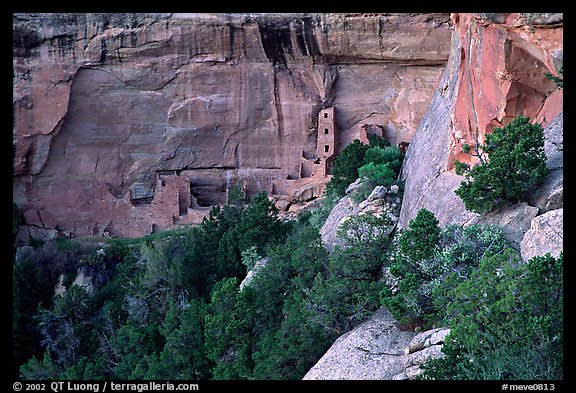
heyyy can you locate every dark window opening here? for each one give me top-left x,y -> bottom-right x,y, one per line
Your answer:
324,128 -> 329,134
324,145 -> 329,153
324,112 -> 328,118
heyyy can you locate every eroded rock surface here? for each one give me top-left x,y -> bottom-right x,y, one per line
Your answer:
13,13 -> 451,238
303,307 -> 416,380
320,183 -> 401,251
520,208 -> 563,261
399,13 -> 563,230
393,327 -> 450,380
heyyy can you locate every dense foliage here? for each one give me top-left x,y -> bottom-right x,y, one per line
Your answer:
327,134 -> 404,198
380,209 -> 509,326
454,116 -> 548,214
423,251 -> 563,380
14,153 -> 561,381
14,186 -> 392,380
379,208 -> 563,380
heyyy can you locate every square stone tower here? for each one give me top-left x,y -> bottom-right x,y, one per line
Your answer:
316,107 -> 337,176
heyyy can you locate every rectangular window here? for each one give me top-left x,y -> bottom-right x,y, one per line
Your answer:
324,145 -> 329,153
324,128 -> 329,134
324,112 -> 328,118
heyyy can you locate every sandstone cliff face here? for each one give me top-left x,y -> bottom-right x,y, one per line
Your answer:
398,13 -> 563,246
13,13 -> 451,238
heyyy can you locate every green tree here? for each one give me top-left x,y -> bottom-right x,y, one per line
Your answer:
454,116 -> 548,214
327,139 -> 371,196
383,208 -> 442,324
237,192 -> 290,255
110,320 -> 165,379
247,224 -> 331,379
241,246 -> 261,271
423,251 -> 563,380
34,286 -> 93,370
327,134 -> 399,197
250,226 -> 328,335
20,351 -> 61,380
146,299 -> 211,380
306,213 -> 392,334
363,145 -> 404,175
357,162 -> 396,186
381,211 -> 509,326
204,278 -> 255,379
252,291 -> 333,379
398,208 -> 441,263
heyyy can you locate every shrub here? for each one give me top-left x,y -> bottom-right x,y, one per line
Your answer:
357,162 -> 396,187
454,116 -> 548,214
307,213 -> 392,334
398,208 -> 441,263
380,209 -> 509,326
423,251 -> 563,380
363,145 -> 404,175
308,192 -> 340,230
237,192 -> 290,255
327,139 -> 371,197
327,135 -> 393,197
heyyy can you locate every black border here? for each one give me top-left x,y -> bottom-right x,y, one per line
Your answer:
9,6 -> 571,390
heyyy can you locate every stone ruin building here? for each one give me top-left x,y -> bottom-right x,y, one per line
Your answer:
18,105 -> 404,240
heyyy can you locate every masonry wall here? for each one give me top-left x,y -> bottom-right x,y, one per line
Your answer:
317,107 -> 337,159
93,174 -> 209,238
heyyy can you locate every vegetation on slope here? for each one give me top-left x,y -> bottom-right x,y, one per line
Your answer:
13,124 -> 562,380
14,184 -> 390,380
327,134 -> 404,198
454,116 -> 548,214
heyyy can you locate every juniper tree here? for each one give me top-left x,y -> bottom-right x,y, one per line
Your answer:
454,116 -> 547,214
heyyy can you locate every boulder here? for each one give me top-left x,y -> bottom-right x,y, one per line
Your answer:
403,345 -> 444,368
543,113 -> 563,171
72,268 -> 94,294
530,169 -> 563,214
471,202 -> 539,251
345,178 -> 363,195
303,308 -> 417,380
367,186 -> 387,202
320,196 -> 360,251
520,208 -> 563,261
406,327 -> 450,354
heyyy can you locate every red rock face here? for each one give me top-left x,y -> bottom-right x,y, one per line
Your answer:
399,13 -> 563,230
447,13 -> 563,170
13,13 -> 452,238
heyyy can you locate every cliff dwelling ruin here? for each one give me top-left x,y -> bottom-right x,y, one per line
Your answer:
99,107 -> 344,238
